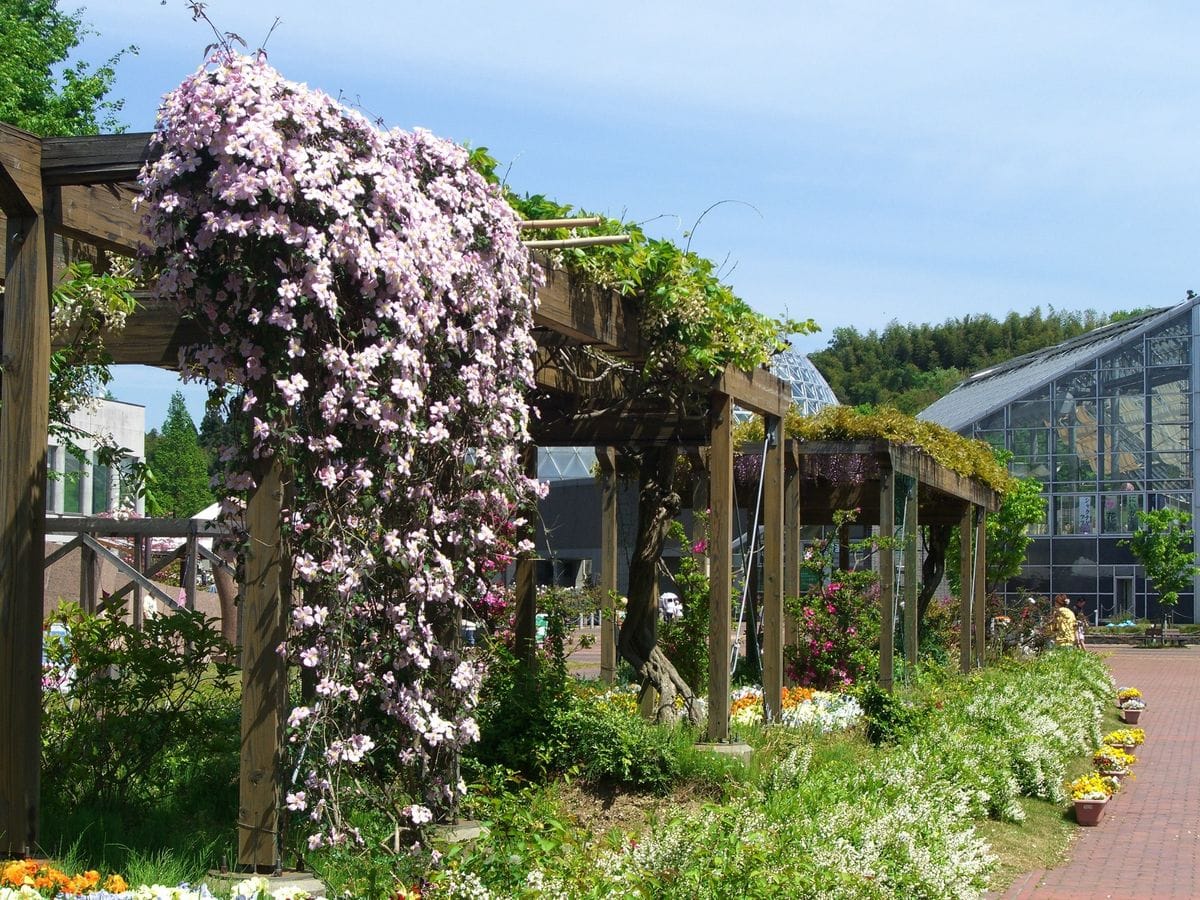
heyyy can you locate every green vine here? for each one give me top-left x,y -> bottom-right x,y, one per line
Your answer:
467,147 -> 816,381
735,406 -> 1014,494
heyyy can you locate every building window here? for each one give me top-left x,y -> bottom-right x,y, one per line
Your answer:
63,451 -> 84,514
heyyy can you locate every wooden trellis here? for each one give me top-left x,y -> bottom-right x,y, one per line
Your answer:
0,122 -> 999,868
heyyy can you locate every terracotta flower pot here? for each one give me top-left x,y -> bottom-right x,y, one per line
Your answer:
1074,797 -> 1107,826
1122,708 -> 1142,725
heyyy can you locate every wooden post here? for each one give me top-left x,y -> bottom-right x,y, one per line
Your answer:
783,443 -> 801,654
958,505 -> 973,673
879,470 -> 896,692
238,457 -> 287,872
132,534 -> 145,631
707,392 -> 734,742
903,478 -> 919,671
597,446 -> 618,684
184,533 -> 198,612
761,416 -> 784,723
973,511 -> 987,669
79,533 -> 99,614
0,129 -> 50,856
513,446 -> 539,667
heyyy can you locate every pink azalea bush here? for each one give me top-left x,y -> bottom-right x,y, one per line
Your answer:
139,52 -> 542,845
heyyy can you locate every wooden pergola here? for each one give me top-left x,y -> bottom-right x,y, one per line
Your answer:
788,441 -> 1000,688
0,123 -> 795,864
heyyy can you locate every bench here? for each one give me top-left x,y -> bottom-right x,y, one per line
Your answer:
1139,624 -> 1186,647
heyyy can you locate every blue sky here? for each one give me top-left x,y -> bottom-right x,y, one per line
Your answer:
82,1 -> 1200,428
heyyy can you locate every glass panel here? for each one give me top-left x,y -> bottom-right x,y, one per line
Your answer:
1099,424 -> 1145,455
1149,451 -> 1191,484
63,452 -> 83,515
92,463 -> 110,514
1150,369 -> 1189,421
1100,493 -> 1142,534
1058,368 -> 1097,399
1100,394 -> 1144,427
1149,422 -> 1189,454
1056,423 -> 1099,458
1010,427 -> 1050,457
1010,400 -> 1051,429
1011,455 -> 1050,481
1148,336 -> 1190,367
1055,455 -> 1097,488
1100,345 -> 1144,381
1152,492 -> 1192,514
1146,315 -> 1189,342
1052,567 -> 1099,597
974,430 -> 1006,451
978,409 -> 1005,432
1019,384 -> 1052,404
1055,495 -> 1099,534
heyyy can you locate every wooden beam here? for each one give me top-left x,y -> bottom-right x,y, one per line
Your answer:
716,365 -> 790,419
238,457 -> 286,871
706,392 -> 734,741
887,445 -> 1000,512
80,538 -> 100,614
53,292 -> 191,368
0,131 -> 48,853
878,470 -> 896,692
46,515 -> 229,537
533,259 -> 642,358
39,132 -> 155,186
530,403 -> 709,447
46,182 -> 144,256
761,416 -> 784,722
0,124 -> 43,213
973,511 -> 987,669
959,505 -> 973,674
597,446 -> 618,685
903,477 -> 919,670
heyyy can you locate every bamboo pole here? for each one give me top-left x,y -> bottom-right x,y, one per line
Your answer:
523,235 -> 631,249
518,216 -> 602,229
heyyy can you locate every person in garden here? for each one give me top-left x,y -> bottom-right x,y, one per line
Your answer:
1047,594 -> 1077,648
1073,599 -> 1087,649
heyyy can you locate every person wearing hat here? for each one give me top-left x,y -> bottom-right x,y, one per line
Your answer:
659,591 -> 682,622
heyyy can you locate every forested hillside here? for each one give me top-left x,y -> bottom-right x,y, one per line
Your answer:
808,307 -> 1147,413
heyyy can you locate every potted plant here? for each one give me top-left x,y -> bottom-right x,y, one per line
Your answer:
1103,728 -> 1145,753
1093,745 -> 1137,778
1069,772 -> 1114,826
1118,687 -> 1146,723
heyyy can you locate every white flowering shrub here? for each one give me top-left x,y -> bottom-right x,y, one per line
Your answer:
139,52 -> 541,842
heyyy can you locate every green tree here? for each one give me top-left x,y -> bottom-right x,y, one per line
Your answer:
146,392 -> 214,517
0,0 -> 132,137
947,457 -> 1047,596
1,2 -> 141,494
1122,509 -> 1198,637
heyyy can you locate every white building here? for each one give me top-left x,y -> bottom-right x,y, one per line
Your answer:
46,398 -> 146,516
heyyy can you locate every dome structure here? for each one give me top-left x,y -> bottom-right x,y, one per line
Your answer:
734,349 -> 839,424
770,348 -> 840,414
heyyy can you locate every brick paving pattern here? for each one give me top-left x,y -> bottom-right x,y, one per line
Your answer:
994,646 -> 1200,899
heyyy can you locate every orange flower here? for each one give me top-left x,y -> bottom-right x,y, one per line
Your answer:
105,873 -> 130,893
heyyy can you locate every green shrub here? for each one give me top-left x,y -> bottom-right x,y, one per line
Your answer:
42,601 -> 237,806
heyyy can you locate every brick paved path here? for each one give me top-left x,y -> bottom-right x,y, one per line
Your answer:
996,646 -> 1200,899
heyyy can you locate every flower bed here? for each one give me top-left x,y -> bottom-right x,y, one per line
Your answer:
730,686 -> 864,732
429,651 -> 1114,898
0,868 -> 313,900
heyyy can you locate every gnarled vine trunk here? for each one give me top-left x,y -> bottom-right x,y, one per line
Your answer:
617,445 -> 704,726
917,523 -> 952,625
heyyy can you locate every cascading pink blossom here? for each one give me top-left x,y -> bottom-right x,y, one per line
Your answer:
139,52 -> 543,843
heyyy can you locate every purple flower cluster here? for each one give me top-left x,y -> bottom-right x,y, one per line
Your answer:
139,53 -> 542,843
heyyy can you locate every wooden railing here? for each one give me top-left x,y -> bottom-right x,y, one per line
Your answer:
44,516 -> 234,629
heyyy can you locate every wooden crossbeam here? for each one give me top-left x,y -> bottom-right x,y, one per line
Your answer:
716,365 -> 790,418
40,133 -> 155,186
79,533 -> 183,614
